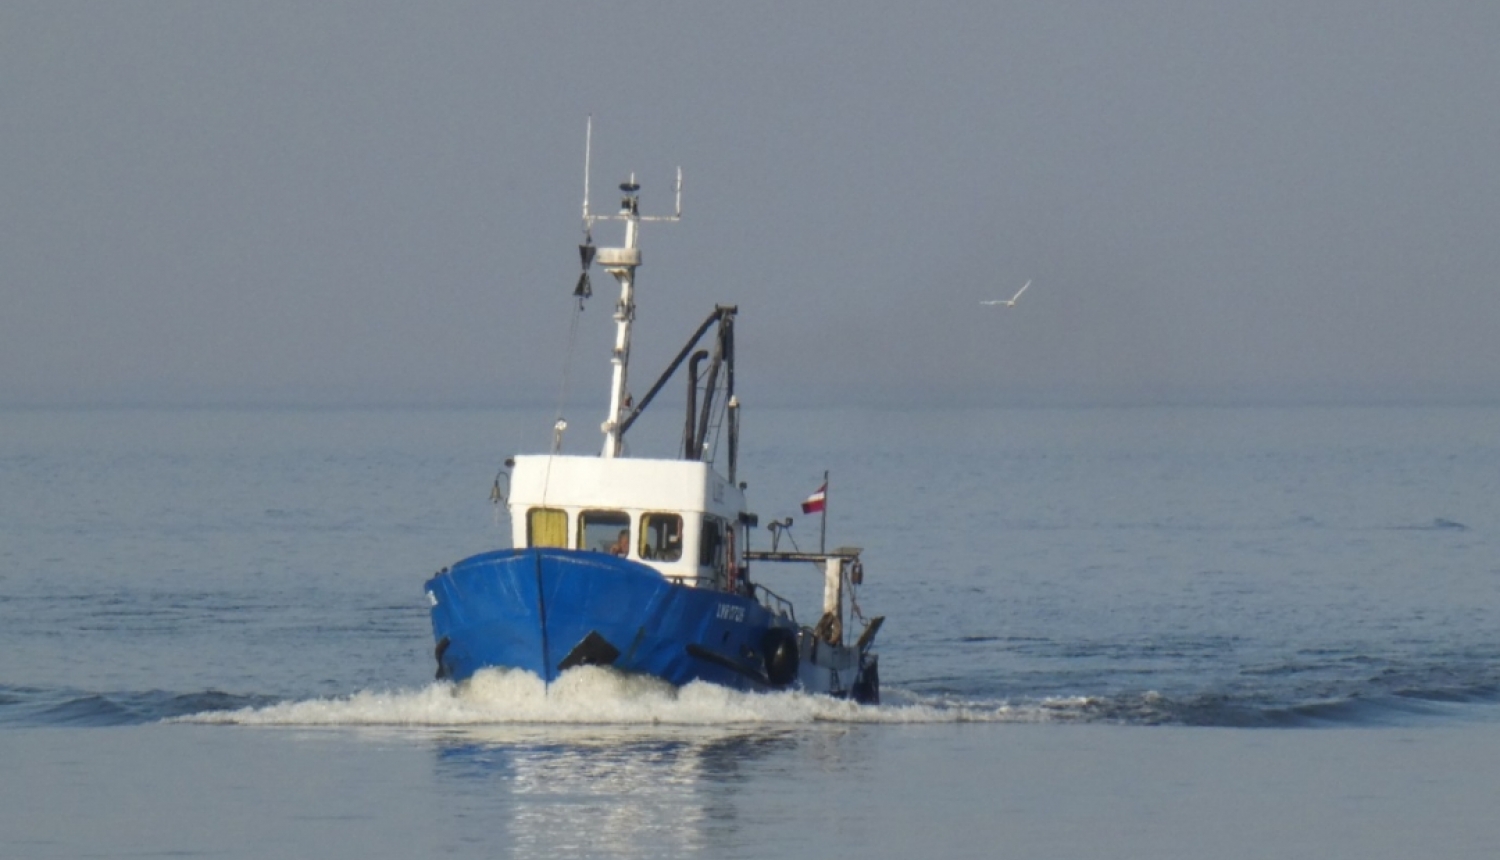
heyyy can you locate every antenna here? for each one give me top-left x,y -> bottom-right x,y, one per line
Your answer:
578,121 -> 681,230
574,120 -> 684,458
582,115 -> 593,224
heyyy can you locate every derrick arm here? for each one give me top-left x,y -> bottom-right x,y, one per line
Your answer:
618,305 -> 738,451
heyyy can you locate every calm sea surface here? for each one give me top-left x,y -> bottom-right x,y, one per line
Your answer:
3,404 -> 1500,858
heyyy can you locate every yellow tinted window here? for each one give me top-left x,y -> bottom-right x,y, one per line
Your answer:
527,508 -> 568,548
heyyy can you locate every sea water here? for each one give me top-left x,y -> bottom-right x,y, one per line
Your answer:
3,404 -> 1500,858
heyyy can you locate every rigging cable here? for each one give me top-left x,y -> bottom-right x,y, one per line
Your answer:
540,281 -> 588,508
779,517 -> 866,625
703,375 -> 730,464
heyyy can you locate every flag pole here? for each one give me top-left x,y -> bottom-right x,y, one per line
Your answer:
820,469 -> 828,553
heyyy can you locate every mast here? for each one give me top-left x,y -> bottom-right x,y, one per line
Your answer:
596,181 -> 640,459
580,123 -> 681,459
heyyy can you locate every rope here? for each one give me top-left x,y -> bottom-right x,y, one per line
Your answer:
553,299 -> 584,436
704,379 -> 729,464
541,297 -> 586,507
782,525 -> 866,626
846,565 -> 867,624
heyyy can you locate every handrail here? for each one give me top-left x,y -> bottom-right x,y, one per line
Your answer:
744,548 -> 862,563
663,574 -> 720,588
752,584 -> 796,622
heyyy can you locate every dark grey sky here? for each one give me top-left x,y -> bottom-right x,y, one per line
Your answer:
4,2 -> 1498,407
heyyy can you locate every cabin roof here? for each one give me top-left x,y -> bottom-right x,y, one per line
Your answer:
509,454 -> 741,513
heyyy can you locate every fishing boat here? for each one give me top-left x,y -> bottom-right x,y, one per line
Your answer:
423,133 -> 882,703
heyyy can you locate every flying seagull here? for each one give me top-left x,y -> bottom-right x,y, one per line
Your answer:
981,280 -> 1031,307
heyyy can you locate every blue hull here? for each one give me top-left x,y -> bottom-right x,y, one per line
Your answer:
424,548 -> 796,691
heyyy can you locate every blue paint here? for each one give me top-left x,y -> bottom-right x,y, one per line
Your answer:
425,548 -> 792,690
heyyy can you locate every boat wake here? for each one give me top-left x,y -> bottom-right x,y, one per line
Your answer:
13,661 -> 1500,730
173,667 -> 1048,727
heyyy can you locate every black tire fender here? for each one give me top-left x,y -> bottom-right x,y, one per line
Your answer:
762,627 -> 799,687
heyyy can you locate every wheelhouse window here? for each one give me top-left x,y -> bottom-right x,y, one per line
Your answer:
527,508 -> 568,548
579,510 -> 632,556
640,513 -> 684,561
699,516 -> 727,579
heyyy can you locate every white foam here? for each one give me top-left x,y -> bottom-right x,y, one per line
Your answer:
175,667 -> 1060,727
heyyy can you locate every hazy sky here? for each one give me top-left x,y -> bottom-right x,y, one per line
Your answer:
4,2 -> 1498,408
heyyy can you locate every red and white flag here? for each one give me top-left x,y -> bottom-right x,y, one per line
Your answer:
801,482 -> 827,514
